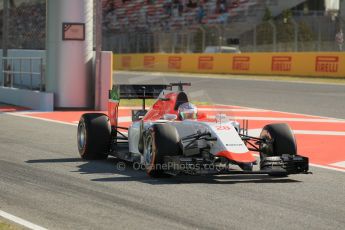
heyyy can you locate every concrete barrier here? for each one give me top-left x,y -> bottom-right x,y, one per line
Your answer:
113,52 -> 345,78
0,87 -> 54,111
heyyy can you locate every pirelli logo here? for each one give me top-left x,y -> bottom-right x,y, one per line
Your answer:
315,56 -> 339,73
198,56 -> 214,70
233,56 -> 250,71
121,56 -> 131,68
168,56 -> 182,70
271,56 -> 292,72
144,56 -> 155,68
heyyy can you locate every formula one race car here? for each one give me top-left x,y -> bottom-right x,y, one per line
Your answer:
77,82 -> 309,177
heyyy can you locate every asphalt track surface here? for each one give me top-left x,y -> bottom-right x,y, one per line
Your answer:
114,71 -> 345,119
1,73 -> 345,230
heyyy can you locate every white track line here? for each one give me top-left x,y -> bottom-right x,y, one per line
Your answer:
6,112 -> 78,126
208,115 -> 344,123
249,129 -> 345,137
329,161 -> 345,168
215,103 -> 345,121
0,210 -> 48,230
197,108 -> 268,112
309,163 -> 345,173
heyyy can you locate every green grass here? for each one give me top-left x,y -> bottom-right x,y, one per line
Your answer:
0,220 -> 22,230
118,99 -> 211,107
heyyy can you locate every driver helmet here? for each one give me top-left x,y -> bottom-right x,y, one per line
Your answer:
178,102 -> 197,120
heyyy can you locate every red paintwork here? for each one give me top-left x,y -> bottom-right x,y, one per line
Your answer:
142,92 -> 180,121
108,101 -> 119,126
216,150 -> 257,163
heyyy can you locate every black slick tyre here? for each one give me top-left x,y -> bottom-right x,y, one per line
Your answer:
143,124 -> 180,178
259,123 -> 297,176
77,113 -> 111,160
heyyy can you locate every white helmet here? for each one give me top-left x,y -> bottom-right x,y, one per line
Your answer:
178,102 -> 197,120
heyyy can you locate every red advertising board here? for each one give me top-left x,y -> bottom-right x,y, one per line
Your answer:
144,56 -> 155,68
121,56 -> 131,68
232,56 -> 250,71
168,56 -> 182,70
271,56 -> 292,72
198,56 -> 214,70
315,56 -> 339,73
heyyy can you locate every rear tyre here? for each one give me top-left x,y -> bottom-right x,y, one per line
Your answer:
259,123 -> 297,176
77,113 -> 111,160
143,124 -> 181,178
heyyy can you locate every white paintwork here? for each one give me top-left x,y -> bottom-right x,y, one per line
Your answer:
330,161 -> 345,168
0,87 -> 53,111
249,129 -> 345,137
208,115 -> 345,123
208,122 -> 249,154
128,118 -> 248,157
128,121 -> 141,154
46,0 -> 93,108
0,210 -> 48,230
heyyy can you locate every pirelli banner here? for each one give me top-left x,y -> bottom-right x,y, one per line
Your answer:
113,53 -> 345,78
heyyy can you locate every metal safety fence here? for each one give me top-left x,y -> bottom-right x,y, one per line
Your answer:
0,0 -> 344,54
1,57 -> 45,91
0,0 -> 46,50
104,14 -> 345,53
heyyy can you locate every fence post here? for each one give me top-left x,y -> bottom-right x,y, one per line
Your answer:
291,18 -> 299,51
198,25 -> 206,52
253,25 -> 257,51
40,58 -> 43,92
1,59 -> 4,87
2,0 -> 9,84
317,20 -> 322,51
269,20 -> 277,52
30,58 -> 33,90
171,32 -> 175,53
187,32 -> 191,53
213,25 -> 222,47
11,58 -> 14,88
136,34 -> 140,53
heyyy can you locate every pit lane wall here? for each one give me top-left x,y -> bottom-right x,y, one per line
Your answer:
113,52 -> 345,78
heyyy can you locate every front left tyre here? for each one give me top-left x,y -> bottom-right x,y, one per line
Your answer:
77,113 -> 111,160
143,124 -> 181,178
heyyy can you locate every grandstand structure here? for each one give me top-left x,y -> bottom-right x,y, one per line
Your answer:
103,0 -> 304,33
101,0 -> 344,53
0,0 -> 344,53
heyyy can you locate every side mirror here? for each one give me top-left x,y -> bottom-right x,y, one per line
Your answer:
132,110 -> 147,122
163,114 -> 177,121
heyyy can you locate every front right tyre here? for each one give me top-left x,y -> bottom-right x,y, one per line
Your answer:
259,123 -> 297,176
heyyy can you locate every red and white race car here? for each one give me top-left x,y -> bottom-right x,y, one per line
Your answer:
77,82 -> 309,177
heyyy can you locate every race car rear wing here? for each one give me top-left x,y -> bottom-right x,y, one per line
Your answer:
108,84 -> 172,126
117,84 -> 172,99
108,83 -> 191,126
